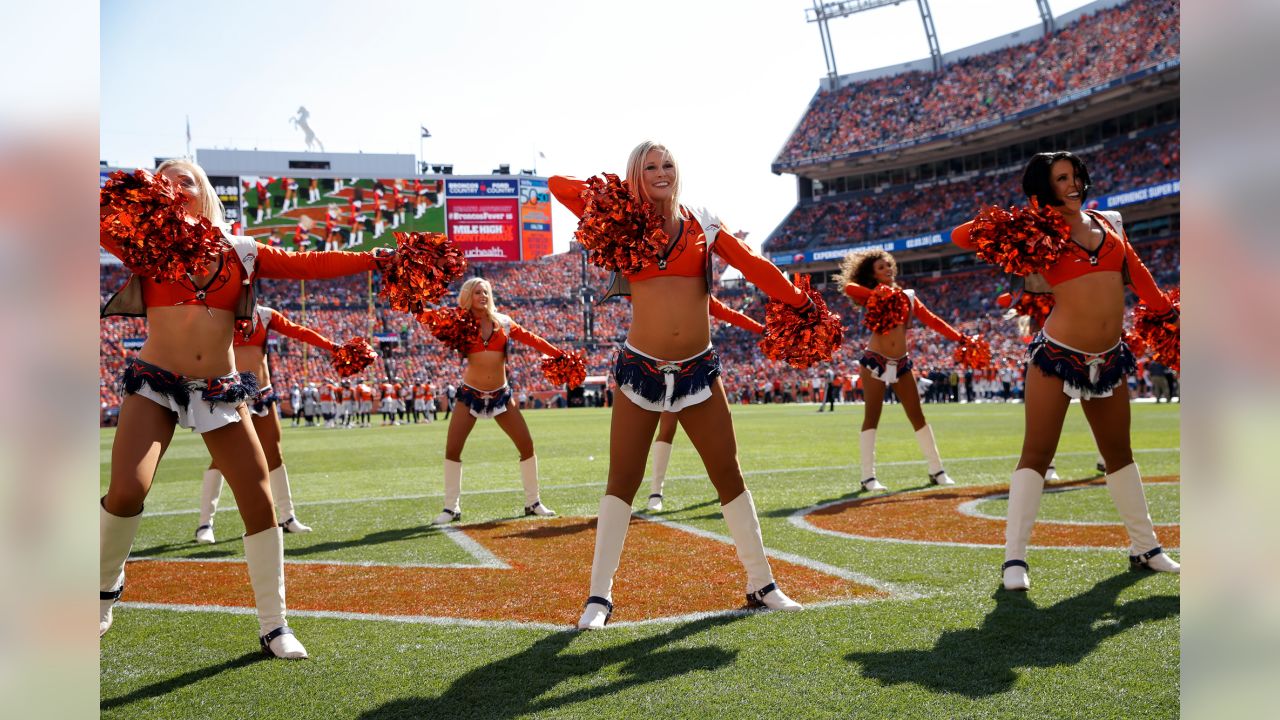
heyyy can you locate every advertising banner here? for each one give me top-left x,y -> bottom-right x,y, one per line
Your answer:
519,178 -> 553,260
446,197 -> 522,262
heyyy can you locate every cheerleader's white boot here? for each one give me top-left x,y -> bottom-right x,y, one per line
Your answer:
859,429 -> 887,491
244,527 -> 308,659
100,502 -> 144,637
646,441 -> 672,511
270,465 -> 311,533
722,490 -> 801,611
1105,462 -> 1180,574
915,424 -> 954,485
1002,468 -> 1045,591
520,455 -> 556,517
433,459 -> 463,524
578,495 -> 632,629
194,469 -> 222,544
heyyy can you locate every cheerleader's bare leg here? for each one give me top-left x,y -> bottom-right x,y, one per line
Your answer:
646,411 -> 679,511
858,367 -> 888,491
679,380 -> 801,613
203,406 -> 307,658
578,392 -> 659,629
492,402 -> 555,517
1081,385 -> 1179,573
102,394 -> 176,636
1005,366 -> 1072,590
893,370 -> 953,485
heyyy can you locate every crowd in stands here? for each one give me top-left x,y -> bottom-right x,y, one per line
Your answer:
99,236 -> 1179,423
776,0 -> 1178,165
766,125 -> 1179,253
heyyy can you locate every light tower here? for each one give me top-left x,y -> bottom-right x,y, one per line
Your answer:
806,0 -> 944,88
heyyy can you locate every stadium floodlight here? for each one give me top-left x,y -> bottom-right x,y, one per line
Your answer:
806,0 -> 943,86
1035,0 -> 1056,35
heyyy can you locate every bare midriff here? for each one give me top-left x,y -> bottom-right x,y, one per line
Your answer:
1042,272 -> 1126,352
627,276 -> 712,360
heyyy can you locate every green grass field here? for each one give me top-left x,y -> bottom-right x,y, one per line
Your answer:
100,401 -> 1180,719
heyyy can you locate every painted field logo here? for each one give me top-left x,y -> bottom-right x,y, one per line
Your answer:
794,475 -> 1180,549
123,515 -> 891,627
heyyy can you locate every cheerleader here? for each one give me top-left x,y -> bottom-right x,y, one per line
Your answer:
100,159 -> 392,658
195,306 -> 350,543
430,278 -> 563,524
953,151 -> 1180,590
837,249 -> 967,491
551,141 -> 824,629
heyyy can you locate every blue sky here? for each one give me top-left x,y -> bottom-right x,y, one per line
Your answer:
100,0 -> 1095,254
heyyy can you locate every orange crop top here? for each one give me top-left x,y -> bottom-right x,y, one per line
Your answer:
951,209 -> 1172,313
842,284 -> 964,342
460,315 -> 562,358
549,176 -> 807,309
100,230 -> 380,317
236,306 -> 337,351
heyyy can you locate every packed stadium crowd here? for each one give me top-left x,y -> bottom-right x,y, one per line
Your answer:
99,236 -> 1179,424
775,0 -> 1178,165
765,124 -> 1179,253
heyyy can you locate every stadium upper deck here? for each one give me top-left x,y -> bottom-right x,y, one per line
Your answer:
774,0 -> 1178,176
764,0 -> 1179,273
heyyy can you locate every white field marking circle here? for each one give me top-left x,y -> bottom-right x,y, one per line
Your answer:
956,481 -> 1180,527
789,452 -> 1180,551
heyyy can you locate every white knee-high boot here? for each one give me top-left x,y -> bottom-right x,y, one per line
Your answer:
578,494 -> 633,629
1003,468 -> 1046,590
1106,462 -> 1179,573
915,424 -> 954,485
195,470 -> 223,543
859,429 -> 886,491
520,455 -> 555,516
100,502 -> 144,636
721,490 -> 801,611
433,459 -> 462,524
647,441 -> 672,511
243,526 -> 307,658
270,465 -> 311,533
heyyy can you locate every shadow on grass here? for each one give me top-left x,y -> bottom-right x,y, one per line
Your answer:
131,541 -> 239,559
101,651 -> 265,711
285,525 -> 442,557
845,571 -> 1179,697
357,614 -> 745,719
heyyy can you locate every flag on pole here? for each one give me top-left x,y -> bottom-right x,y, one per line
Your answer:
538,151 -> 546,159
186,116 -> 191,143
420,126 -> 431,138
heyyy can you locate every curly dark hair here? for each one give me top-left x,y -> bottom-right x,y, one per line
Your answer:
834,249 -> 896,296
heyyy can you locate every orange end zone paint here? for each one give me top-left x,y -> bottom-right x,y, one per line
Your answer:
806,475 -> 1180,548
122,516 -> 884,625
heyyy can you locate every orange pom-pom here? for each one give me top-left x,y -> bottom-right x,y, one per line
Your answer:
863,285 -> 910,334
541,350 -> 587,389
952,335 -> 992,370
1132,287 -> 1179,372
1006,291 -> 1056,327
1123,328 -> 1147,359
379,232 -> 468,316
572,173 -> 668,274
99,169 -> 225,280
331,337 -> 378,377
759,275 -> 844,369
418,307 -> 480,353
969,198 -> 1071,276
